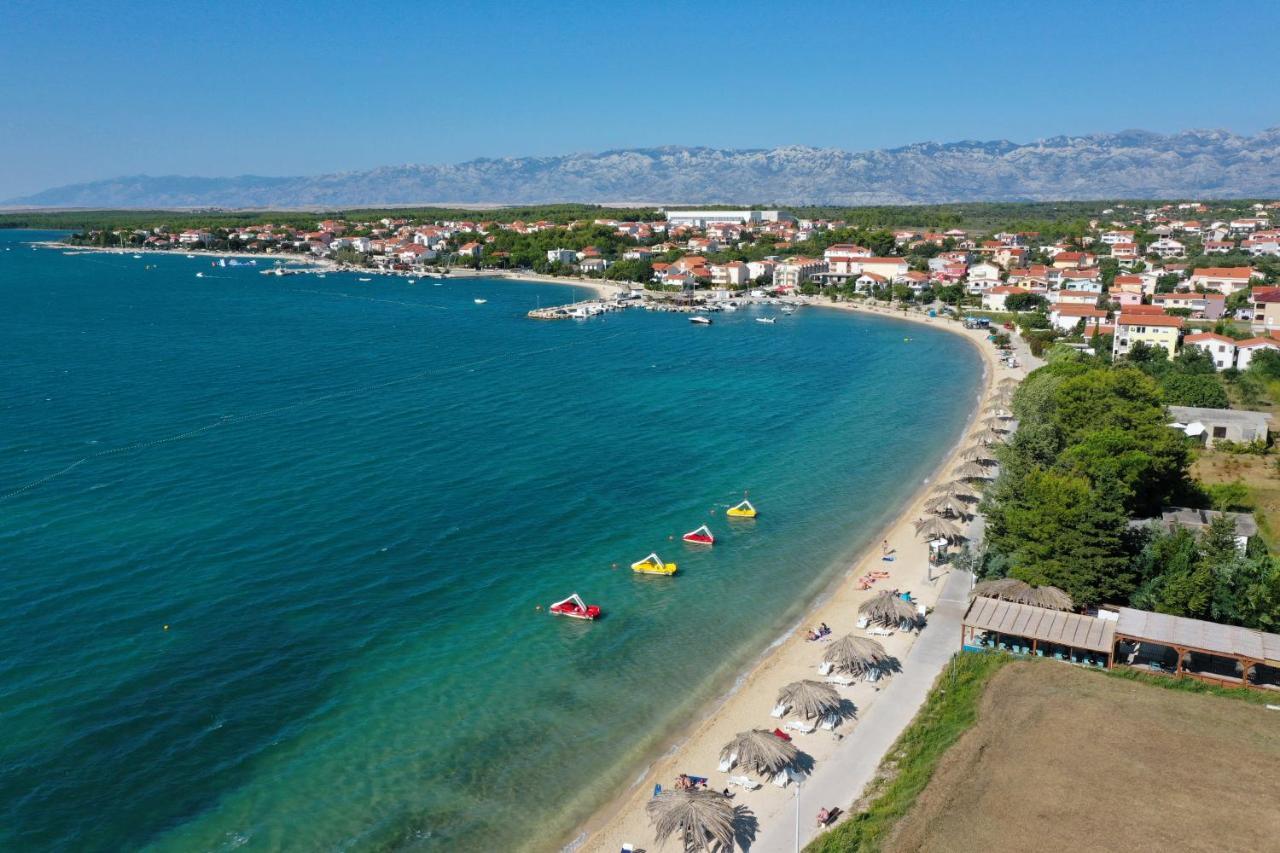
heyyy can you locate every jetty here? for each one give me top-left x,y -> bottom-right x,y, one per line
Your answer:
527,298 -> 632,320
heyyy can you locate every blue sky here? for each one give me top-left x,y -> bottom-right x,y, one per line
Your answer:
2,0 -> 1278,198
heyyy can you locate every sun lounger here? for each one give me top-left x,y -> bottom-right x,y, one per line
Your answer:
820,714 -> 840,731
818,661 -> 834,675
773,770 -> 791,788
622,845 -> 635,853
718,751 -> 737,772
856,616 -> 870,629
771,728 -> 792,741
687,775 -> 708,787
786,719 -> 816,734
728,774 -> 761,791
771,702 -> 790,718
864,669 -> 881,683
652,784 -> 662,797
868,627 -> 894,637
825,674 -> 855,686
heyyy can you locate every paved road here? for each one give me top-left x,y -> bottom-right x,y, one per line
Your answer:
749,568 -> 974,852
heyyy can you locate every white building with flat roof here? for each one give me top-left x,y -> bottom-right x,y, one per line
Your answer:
662,209 -> 793,228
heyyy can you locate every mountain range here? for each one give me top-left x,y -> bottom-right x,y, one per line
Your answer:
8,128 -> 1280,209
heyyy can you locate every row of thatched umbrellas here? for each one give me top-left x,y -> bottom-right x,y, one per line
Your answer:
647,380 -> 1026,852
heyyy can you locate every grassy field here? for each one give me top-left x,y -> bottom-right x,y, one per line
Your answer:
878,660 -> 1280,853
1192,450 -> 1280,548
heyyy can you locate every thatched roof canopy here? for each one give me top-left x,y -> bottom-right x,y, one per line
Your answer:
931,479 -> 978,501
858,590 -> 920,628
646,788 -> 736,853
822,634 -> 892,675
776,680 -> 841,721
972,578 -> 1074,611
953,460 -> 994,480
980,416 -> 1012,430
971,429 -> 1007,447
959,444 -> 997,463
720,729 -> 798,778
923,493 -> 971,518
913,515 -> 966,541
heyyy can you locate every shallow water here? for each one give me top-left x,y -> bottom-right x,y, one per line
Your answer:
0,231 -> 981,851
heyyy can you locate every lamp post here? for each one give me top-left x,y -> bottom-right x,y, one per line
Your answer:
794,778 -> 802,853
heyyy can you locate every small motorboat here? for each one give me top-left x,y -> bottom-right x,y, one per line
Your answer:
434,282 -> 444,286
727,499 -> 757,519
682,525 -> 715,545
474,298 -> 488,304
407,278 -> 416,284
132,254 -> 143,259
631,552 -> 678,575
781,306 -> 796,315
549,593 -> 600,620
316,273 -> 326,278
756,317 -> 776,325
358,277 -> 372,282
690,316 -> 712,325
195,272 -> 204,278
185,253 -> 196,259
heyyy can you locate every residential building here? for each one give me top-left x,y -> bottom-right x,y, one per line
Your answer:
546,248 -> 578,265
1152,292 -> 1225,319
1236,337 -> 1280,370
1182,333 -> 1237,370
1188,267 -> 1260,296
662,209 -> 792,228
1148,237 -> 1186,258
1168,405 -> 1271,448
772,257 -> 826,290
710,262 -> 750,287
1112,313 -> 1183,357
1049,304 -> 1108,332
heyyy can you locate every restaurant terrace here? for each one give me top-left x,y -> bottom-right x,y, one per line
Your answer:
961,596 -> 1280,691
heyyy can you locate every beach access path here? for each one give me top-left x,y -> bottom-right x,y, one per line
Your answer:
748,566 -> 975,852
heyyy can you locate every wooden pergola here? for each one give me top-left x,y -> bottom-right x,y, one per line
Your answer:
1111,608 -> 1280,691
961,596 -> 1115,666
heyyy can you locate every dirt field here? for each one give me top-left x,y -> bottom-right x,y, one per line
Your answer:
885,661 -> 1280,853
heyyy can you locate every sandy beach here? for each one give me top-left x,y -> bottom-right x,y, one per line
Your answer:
570,303 -> 1027,853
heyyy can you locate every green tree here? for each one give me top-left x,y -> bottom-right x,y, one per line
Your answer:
1160,373 -> 1230,408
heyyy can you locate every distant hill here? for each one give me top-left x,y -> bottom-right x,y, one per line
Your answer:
9,128 -> 1280,208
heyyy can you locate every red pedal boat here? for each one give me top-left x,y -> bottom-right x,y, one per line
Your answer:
682,524 -> 715,545
549,593 -> 601,621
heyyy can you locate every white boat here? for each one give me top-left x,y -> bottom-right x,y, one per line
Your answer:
407,278 -> 416,284
433,282 -> 444,286
316,274 -> 326,278
195,272 -> 204,278
781,306 -> 796,315
132,254 -> 143,259
358,277 -> 372,282
474,298 -> 487,304
756,317 -> 776,324
186,254 -> 196,259
690,316 -> 712,325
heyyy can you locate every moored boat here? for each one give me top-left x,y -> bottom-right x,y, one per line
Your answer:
727,499 -> 757,518
756,317 -> 776,324
631,552 -> 678,575
682,524 -> 715,545
474,298 -> 488,304
690,316 -> 712,325
549,593 -> 600,620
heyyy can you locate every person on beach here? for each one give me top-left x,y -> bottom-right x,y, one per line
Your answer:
816,807 -> 831,825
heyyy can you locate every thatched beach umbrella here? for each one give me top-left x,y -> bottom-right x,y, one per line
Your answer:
923,493 -> 971,518
720,729 -> 798,778
777,679 -> 841,721
971,428 -> 1007,446
858,590 -> 920,629
981,416 -> 1012,430
973,578 -> 1074,611
983,400 -> 1012,415
823,634 -> 892,676
954,460 -> 994,480
913,515 -> 965,542
646,788 -> 735,853
931,479 -> 978,501
959,444 -> 997,463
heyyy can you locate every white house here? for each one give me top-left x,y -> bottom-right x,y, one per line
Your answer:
1187,267 -> 1260,296
1235,337 -> 1280,371
1049,304 -> 1108,332
1182,333 -> 1238,370
710,262 -> 751,287
969,261 -> 1002,283
546,249 -> 578,265
1148,237 -> 1186,258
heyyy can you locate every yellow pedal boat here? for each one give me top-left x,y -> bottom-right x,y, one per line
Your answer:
631,552 -> 678,575
726,499 -> 757,519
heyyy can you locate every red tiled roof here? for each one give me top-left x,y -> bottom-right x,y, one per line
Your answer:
1116,314 -> 1183,328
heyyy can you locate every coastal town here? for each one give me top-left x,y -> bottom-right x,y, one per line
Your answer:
26,199 -> 1280,853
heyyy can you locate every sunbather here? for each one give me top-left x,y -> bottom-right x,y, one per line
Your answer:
816,807 -> 831,825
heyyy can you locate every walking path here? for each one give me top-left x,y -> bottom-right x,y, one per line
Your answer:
749,567 -> 975,852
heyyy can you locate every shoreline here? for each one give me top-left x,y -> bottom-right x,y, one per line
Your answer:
568,304 -> 1023,853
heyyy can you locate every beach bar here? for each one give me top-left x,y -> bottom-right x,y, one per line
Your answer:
961,596 -> 1114,667
1112,608 -> 1280,690
961,596 -> 1280,691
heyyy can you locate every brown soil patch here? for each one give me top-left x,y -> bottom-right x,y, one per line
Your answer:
885,661 -> 1280,853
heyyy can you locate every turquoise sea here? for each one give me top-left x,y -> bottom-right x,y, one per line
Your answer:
0,230 -> 982,851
